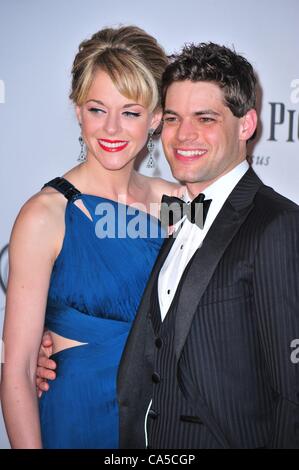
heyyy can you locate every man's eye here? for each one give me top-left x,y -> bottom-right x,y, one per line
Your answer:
198,117 -> 215,123
163,116 -> 177,123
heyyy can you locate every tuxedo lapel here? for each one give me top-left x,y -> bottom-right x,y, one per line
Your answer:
174,168 -> 263,359
118,233 -> 176,392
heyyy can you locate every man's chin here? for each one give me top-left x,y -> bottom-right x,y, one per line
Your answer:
171,169 -> 204,185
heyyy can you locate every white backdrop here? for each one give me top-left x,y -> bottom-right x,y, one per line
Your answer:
0,0 -> 298,448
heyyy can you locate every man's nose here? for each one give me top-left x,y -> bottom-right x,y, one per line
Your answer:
176,118 -> 198,142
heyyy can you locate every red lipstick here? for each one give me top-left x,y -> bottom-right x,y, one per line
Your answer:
98,138 -> 129,153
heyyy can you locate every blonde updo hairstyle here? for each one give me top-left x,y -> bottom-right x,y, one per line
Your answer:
70,25 -> 168,112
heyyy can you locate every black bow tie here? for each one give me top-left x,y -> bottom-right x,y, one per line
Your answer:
160,193 -> 212,229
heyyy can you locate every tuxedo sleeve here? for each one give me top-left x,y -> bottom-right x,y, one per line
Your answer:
253,209 -> 299,448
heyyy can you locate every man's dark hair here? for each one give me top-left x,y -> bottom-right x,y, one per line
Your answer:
161,42 -> 257,117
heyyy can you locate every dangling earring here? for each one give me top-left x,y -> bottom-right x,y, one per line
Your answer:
146,128 -> 155,168
77,135 -> 87,162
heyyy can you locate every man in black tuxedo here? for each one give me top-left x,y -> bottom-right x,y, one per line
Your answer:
117,43 -> 299,448
36,42 -> 299,449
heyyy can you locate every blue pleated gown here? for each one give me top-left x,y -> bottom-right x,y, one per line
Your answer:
39,179 -> 165,448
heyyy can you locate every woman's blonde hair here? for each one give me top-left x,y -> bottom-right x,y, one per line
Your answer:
70,25 -> 168,112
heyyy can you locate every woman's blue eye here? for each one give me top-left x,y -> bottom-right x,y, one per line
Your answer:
88,109 -> 141,117
123,111 -> 141,118
88,107 -> 105,114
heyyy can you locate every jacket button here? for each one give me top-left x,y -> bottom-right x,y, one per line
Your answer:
152,372 -> 161,383
155,337 -> 163,348
148,409 -> 159,420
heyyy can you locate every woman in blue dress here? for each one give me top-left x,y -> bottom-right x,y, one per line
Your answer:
1,25 -> 182,448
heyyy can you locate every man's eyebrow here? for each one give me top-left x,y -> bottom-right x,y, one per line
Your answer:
194,109 -> 221,116
163,109 -> 221,116
163,109 -> 179,116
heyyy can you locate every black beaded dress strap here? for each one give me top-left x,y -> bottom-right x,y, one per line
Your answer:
42,177 -> 81,202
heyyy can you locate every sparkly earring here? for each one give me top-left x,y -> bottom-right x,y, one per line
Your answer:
77,135 -> 87,162
146,128 -> 155,168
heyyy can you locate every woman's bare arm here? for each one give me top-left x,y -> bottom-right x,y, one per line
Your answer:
1,195 -> 61,448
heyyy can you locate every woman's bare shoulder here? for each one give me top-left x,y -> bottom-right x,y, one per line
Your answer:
18,187 -> 66,225
10,188 -> 67,258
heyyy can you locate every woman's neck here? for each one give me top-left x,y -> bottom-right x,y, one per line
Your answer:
72,158 -> 139,201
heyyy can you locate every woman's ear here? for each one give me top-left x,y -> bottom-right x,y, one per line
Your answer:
76,105 -> 82,126
239,109 -> 257,141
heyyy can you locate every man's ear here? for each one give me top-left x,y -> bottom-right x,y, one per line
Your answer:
150,110 -> 163,133
239,109 -> 257,141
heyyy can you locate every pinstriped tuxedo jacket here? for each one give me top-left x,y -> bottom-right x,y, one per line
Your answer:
117,167 -> 299,448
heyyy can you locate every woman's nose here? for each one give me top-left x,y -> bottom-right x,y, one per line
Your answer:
103,112 -> 121,135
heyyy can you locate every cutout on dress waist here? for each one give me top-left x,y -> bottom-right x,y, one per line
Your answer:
50,331 -> 88,355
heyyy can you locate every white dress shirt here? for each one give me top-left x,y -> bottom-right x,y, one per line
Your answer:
158,160 -> 249,321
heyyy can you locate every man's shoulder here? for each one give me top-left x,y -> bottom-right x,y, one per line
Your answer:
249,183 -> 299,238
256,183 -> 299,214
